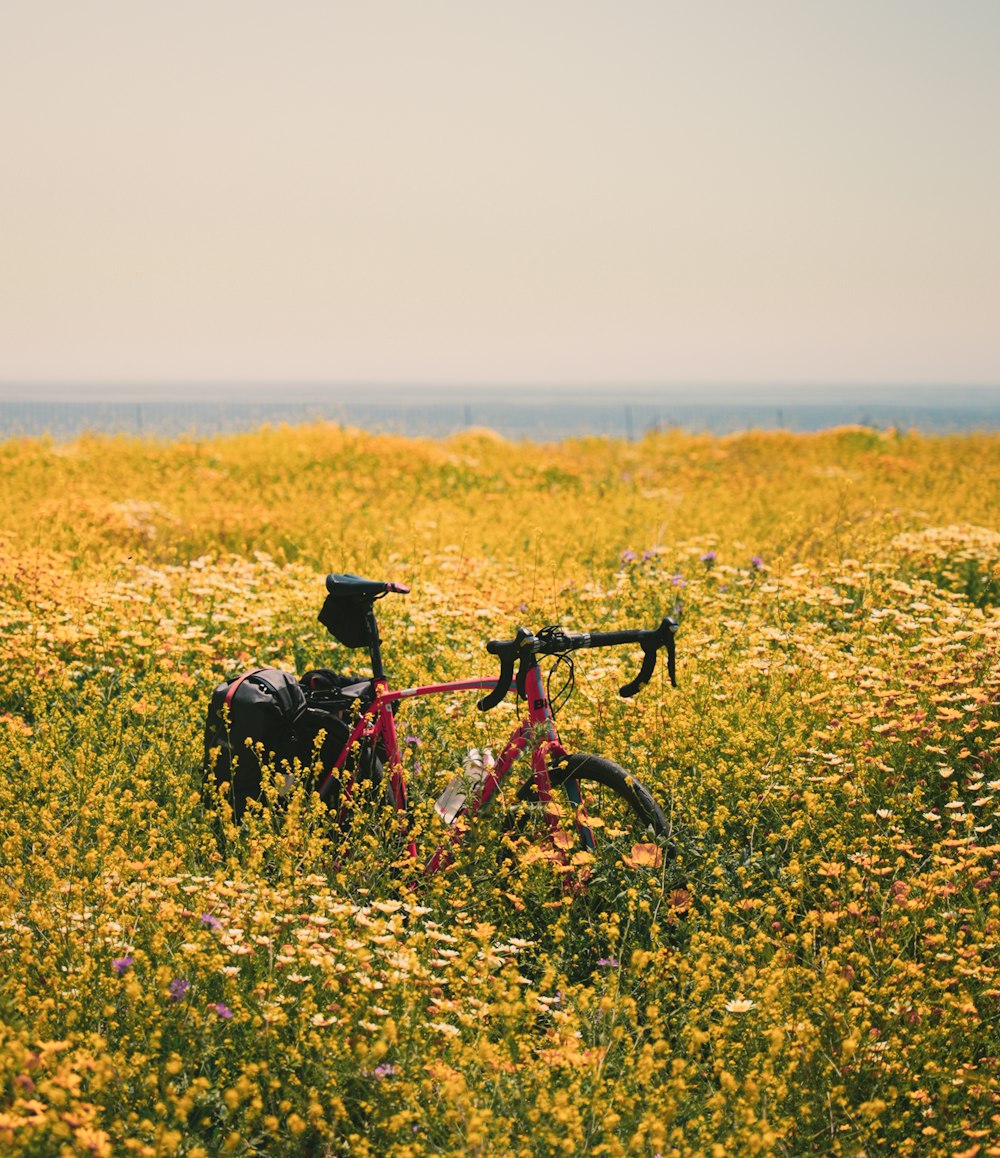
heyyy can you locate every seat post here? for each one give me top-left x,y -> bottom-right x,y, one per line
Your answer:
365,604 -> 386,682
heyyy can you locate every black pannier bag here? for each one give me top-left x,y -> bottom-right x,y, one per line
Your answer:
203,667 -> 361,822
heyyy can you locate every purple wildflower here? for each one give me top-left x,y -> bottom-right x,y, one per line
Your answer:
671,573 -> 686,587
200,913 -> 221,930
700,550 -> 716,566
404,735 -> 422,747
750,555 -> 764,570
112,956 -> 135,976
168,978 -> 191,1002
212,1002 -> 234,1019
372,1063 -> 397,1079
620,548 -> 638,564
597,956 -> 620,969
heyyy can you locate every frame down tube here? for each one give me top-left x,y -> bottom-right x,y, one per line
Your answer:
422,721 -> 532,874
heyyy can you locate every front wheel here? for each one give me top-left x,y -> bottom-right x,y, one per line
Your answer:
504,752 -> 671,865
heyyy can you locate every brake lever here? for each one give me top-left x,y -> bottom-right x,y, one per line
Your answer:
664,617 -> 677,686
477,642 -> 515,710
478,628 -> 534,710
618,617 -> 678,697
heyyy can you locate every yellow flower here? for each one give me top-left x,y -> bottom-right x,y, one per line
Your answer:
622,843 -> 662,869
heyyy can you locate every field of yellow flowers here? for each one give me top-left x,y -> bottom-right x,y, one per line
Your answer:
1,421 -> 998,1157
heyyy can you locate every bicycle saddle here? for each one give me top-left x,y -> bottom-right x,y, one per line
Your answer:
325,573 -> 410,599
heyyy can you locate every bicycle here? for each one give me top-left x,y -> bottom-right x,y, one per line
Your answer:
307,572 -> 678,876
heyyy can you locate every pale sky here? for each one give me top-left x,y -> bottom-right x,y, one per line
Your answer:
2,0 -> 998,397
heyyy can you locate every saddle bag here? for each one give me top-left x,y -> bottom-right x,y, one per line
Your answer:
203,667 -> 359,821
318,593 -> 373,649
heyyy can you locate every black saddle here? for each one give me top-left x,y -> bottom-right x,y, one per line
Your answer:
320,574 -> 409,648
325,573 -> 410,600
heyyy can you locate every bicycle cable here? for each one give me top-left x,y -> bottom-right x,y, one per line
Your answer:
546,652 -> 575,717
537,627 -> 575,717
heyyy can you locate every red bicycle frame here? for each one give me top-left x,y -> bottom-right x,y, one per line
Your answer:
312,572 -> 676,873
316,662 -> 586,874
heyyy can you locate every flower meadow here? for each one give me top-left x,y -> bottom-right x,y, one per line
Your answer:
0,422 -> 999,1157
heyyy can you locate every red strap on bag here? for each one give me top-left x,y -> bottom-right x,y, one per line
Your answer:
224,668 -> 268,709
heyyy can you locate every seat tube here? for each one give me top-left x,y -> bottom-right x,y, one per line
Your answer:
376,685 -> 400,777
380,695 -> 406,807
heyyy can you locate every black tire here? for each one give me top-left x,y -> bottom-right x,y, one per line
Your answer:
504,751 -> 670,858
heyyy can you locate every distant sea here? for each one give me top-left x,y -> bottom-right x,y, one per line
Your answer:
2,389 -> 999,442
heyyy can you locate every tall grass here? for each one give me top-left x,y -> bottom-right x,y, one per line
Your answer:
1,423 -> 998,1155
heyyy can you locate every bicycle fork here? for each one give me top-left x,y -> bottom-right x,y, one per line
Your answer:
425,659 -> 597,871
